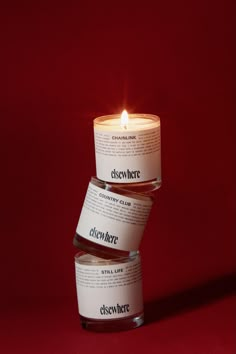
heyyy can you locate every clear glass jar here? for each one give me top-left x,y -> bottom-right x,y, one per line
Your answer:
94,113 -> 161,192
73,177 -> 153,258
75,251 -> 144,332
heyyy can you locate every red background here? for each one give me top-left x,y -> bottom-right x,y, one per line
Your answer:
0,0 -> 235,353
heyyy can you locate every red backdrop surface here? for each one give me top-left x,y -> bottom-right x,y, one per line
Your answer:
0,0 -> 235,353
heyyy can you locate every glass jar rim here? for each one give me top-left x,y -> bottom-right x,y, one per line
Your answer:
90,176 -> 154,202
94,113 -> 160,125
75,251 -> 140,265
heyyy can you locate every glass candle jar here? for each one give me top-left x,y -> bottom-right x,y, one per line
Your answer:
73,177 -> 153,258
75,252 -> 144,332
94,113 -> 161,192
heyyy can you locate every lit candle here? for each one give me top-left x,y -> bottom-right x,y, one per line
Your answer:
94,111 -> 161,188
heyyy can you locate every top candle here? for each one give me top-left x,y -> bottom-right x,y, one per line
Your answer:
93,111 -> 161,185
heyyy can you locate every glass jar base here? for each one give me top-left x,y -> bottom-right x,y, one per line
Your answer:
73,233 -> 137,259
80,312 -> 144,332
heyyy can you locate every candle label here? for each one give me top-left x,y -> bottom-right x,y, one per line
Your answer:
75,257 -> 143,319
76,182 -> 153,251
94,126 -> 161,183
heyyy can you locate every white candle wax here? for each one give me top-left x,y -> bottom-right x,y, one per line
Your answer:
77,253 -> 112,264
94,114 -> 160,131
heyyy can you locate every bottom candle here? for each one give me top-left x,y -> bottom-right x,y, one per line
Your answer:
75,252 -> 144,332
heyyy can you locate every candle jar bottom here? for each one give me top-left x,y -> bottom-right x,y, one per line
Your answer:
80,312 -> 144,332
73,233 -> 137,259
104,178 -> 161,193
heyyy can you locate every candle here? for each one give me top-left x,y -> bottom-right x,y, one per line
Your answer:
73,176 -> 153,258
94,111 -> 161,190
75,251 -> 144,331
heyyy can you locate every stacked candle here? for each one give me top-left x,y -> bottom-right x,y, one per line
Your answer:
73,110 -> 161,331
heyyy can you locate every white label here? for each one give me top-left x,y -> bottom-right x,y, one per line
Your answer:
76,182 -> 153,251
94,126 -> 161,183
75,257 -> 143,319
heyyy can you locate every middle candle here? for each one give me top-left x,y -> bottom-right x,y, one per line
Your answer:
73,177 -> 153,258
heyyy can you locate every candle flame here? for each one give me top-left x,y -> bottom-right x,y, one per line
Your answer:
120,110 -> 128,128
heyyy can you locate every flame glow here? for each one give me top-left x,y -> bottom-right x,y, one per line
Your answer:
120,110 -> 129,128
